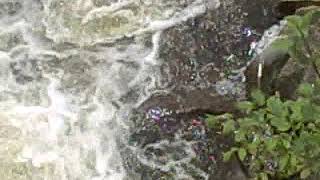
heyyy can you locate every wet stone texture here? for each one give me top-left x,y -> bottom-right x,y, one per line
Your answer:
124,0 -> 282,179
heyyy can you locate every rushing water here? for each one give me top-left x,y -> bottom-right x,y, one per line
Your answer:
0,0 -> 219,179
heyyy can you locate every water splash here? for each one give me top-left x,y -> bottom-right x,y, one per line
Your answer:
42,0 -> 210,45
0,0 -> 217,179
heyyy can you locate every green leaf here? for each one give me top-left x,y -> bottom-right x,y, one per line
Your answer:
270,117 -> 291,131
287,100 -> 303,122
279,154 -> 290,171
235,130 -> 246,142
236,101 -> 254,113
267,96 -> 288,117
238,148 -> 247,161
223,148 -> 238,162
251,89 -> 266,106
247,143 -> 258,155
223,119 -> 235,134
251,110 -> 266,123
206,113 -> 234,128
265,139 -> 278,152
223,151 -> 233,162
289,38 -> 310,65
293,133 -> 308,153
239,117 -> 261,128
307,123 -> 316,130
301,100 -> 317,122
293,122 -> 304,131
289,154 -> 299,169
301,10 -> 317,37
300,168 -> 311,179
282,139 -> 291,149
297,83 -> 314,97
206,114 -> 219,128
271,36 -> 293,52
285,15 -> 303,37
259,173 -> 268,180
285,15 -> 303,39
293,133 -> 320,156
288,45 -> 298,62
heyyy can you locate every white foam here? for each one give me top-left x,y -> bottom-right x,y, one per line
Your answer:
42,0 -> 212,45
81,0 -> 136,24
0,0 -> 220,179
144,31 -> 162,65
135,0 -> 207,35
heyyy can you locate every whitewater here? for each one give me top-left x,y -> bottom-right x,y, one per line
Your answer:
0,0 -> 220,179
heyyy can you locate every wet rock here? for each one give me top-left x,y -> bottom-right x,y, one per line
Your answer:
274,58 -> 305,99
152,0 -> 281,113
245,42 -> 289,95
125,0 -> 283,179
137,0 -> 283,117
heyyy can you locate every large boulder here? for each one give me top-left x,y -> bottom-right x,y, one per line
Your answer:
124,0 -> 283,179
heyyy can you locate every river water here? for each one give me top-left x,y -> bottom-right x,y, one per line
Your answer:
0,0 -> 219,179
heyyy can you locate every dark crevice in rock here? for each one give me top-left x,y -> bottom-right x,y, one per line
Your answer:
275,0 -> 320,19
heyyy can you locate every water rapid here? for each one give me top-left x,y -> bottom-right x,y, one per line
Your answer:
0,0 -> 219,179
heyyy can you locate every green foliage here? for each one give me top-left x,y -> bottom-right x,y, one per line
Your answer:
205,114 -> 219,129
237,101 -> 254,113
206,83 -> 320,179
206,113 -> 233,129
297,83 -> 314,97
251,90 -> 266,107
223,147 -> 238,162
271,9 -> 320,75
238,148 -> 247,161
222,119 -> 235,134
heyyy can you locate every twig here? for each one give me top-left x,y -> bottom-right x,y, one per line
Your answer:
257,62 -> 263,89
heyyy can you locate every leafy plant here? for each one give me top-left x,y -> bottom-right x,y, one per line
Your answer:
271,9 -> 320,77
206,82 -> 320,179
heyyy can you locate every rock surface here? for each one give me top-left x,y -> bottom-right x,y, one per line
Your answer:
123,0 -> 284,179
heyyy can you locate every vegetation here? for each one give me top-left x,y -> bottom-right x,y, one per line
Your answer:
272,9 -> 320,77
207,84 -> 320,179
206,8 -> 320,180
